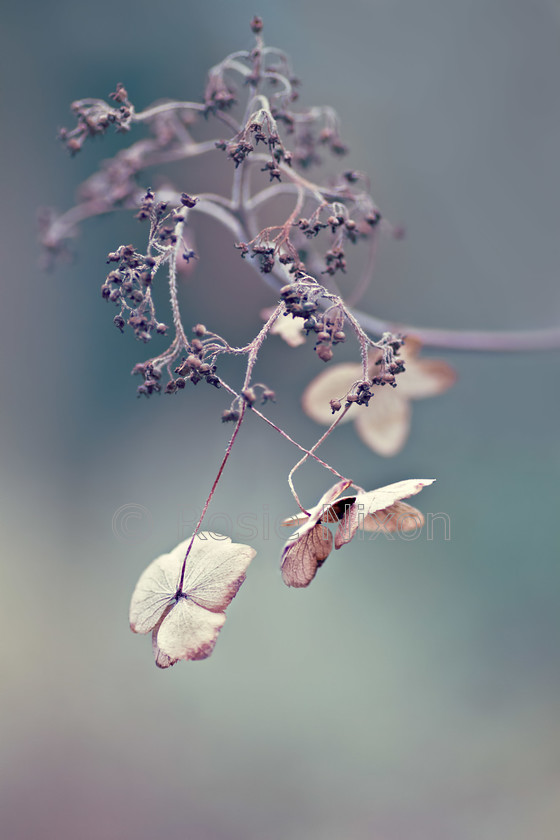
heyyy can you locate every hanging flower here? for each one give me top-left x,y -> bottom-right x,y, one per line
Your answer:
302,337 -> 456,456
281,478 -> 434,587
129,533 -> 256,667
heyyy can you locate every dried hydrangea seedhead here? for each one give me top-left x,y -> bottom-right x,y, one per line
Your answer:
129,533 -> 256,667
302,338 -> 456,456
281,478 -> 434,587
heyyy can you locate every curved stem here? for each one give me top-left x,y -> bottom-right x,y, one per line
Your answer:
287,405 -> 352,512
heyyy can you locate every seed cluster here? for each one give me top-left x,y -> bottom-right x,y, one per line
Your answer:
102,244 -> 168,342
59,84 -> 132,155
279,283 -> 347,363
327,333 -> 407,414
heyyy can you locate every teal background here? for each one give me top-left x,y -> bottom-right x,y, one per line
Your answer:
1,1 -> 560,839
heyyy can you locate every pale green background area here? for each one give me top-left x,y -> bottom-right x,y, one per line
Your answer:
1,1 -> 560,839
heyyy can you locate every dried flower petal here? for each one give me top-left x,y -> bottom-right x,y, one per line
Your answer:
335,478 -> 435,548
281,524 -> 333,587
281,479 -> 351,587
281,478 -> 434,585
130,533 -> 256,667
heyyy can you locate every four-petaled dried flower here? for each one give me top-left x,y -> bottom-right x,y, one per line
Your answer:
129,534 -> 256,668
281,478 -> 434,587
303,338 -> 456,456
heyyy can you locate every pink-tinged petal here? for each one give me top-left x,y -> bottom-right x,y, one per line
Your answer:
360,500 -> 424,533
302,363 -> 362,425
335,479 -> 435,548
281,523 -> 333,587
152,622 -> 178,669
354,389 -> 411,457
280,480 -> 351,586
129,543 -> 188,634
181,533 -> 256,612
155,598 -> 227,662
394,357 -> 457,400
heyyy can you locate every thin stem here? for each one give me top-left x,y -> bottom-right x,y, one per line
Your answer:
243,305 -> 282,389
177,406 -> 246,592
133,100 -> 240,132
287,404 -> 352,513
251,406 -> 347,481
217,378 -> 347,480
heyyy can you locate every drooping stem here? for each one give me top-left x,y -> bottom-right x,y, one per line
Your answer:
177,406 -> 246,592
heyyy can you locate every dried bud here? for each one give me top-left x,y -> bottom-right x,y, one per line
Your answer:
193,324 -> 206,336
222,409 -> 240,423
316,345 -> 333,362
186,354 -> 201,369
330,399 -> 342,413
180,193 -> 198,208
251,16 -> 263,33
241,387 -> 257,406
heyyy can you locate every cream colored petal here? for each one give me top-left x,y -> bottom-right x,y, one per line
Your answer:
152,621 -> 177,669
335,479 -> 435,547
395,357 -> 456,400
156,598 -> 226,662
182,533 -> 256,612
129,545 -> 185,634
302,363 -> 362,425
354,390 -> 411,457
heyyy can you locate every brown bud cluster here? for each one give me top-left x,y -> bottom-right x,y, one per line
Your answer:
101,243 -> 168,343
59,85 -> 132,155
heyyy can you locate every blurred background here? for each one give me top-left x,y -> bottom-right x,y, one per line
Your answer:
1,1 -> 560,838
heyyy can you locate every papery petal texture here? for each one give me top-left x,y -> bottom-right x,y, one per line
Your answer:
130,533 -> 256,667
155,598 -> 227,662
335,479 -> 435,547
281,524 -> 333,587
129,545 -> 186,634
182,534 -> 256,611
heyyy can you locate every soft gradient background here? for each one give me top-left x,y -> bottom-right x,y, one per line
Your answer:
2,1 -> 560,839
